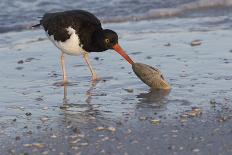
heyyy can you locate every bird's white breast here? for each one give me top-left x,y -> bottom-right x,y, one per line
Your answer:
46,27 -> 86,56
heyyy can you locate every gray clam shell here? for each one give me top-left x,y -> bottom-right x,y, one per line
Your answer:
132,63 -> 171,89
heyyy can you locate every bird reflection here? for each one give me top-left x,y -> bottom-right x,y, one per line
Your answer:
62,80 -> 98,106
136,89 -> 171,109
60,80 -> 103,124
63,82 -> 68,105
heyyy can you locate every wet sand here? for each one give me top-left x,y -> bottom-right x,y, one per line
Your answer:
0,21 -> 232,155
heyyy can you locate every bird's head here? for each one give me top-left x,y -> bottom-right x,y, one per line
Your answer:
102,29 -> 134,64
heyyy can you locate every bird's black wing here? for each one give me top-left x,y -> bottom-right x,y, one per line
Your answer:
40,10 -> 102,42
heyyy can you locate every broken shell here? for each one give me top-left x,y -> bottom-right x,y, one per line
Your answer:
132,63 -> 171,89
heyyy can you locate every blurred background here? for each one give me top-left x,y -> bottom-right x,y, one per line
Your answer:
1,0 -> 232,33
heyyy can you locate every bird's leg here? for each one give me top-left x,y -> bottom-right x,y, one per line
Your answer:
61,52 -> 68,84
83,52 -> 98,81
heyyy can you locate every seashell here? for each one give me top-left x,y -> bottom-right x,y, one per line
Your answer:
132,63 -> 171,89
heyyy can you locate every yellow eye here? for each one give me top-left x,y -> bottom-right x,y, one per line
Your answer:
105,39 -> 110,43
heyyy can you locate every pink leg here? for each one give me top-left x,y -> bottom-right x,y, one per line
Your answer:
61,52 -> 68,83
83,53 -> 98,81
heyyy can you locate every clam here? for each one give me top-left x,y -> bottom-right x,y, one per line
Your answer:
132,63 -> 171,90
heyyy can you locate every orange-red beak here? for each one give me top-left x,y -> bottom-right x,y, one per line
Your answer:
113,44 -> 134,65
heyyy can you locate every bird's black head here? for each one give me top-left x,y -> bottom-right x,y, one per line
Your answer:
102,29 -> 118,49
95,29 -> 134,65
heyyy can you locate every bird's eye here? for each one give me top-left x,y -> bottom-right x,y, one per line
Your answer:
105,39 -> 110,43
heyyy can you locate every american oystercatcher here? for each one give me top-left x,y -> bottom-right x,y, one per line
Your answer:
33,10 -> 134,83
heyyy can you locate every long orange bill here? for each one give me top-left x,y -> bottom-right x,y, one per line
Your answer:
113,44 -> 134,65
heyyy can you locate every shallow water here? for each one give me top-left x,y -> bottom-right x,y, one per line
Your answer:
0,20 -> 232,154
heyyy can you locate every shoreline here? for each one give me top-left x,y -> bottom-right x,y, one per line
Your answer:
0,21 -> 232,154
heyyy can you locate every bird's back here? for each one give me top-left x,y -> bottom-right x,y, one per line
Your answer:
41,10 -> 101,30
40,10 -> 103,52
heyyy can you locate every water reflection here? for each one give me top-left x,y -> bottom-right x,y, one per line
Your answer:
60,78 -> 171,124
60,81 -> 103,124
136,89 -> 171,108
62,81 -> 98,105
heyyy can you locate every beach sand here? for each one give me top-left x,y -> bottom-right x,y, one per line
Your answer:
0,20 -> 232,154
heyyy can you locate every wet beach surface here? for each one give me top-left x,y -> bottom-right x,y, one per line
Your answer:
0,21 -> 232,155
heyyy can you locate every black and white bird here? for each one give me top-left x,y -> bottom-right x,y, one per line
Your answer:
33,10 -> 134,83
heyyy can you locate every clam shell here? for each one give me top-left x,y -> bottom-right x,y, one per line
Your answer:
132,63 -> 171,90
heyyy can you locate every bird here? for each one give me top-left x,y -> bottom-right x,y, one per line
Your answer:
33,10 -> 134,84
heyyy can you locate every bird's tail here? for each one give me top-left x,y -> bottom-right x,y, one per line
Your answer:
32,17 -> 43,28
32,23 -> 41,28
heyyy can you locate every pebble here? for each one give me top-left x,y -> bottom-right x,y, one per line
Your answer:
23,143 -> 45,149
15,136 -> 20,140
191,40 -> 202,46
60,104 -> 70,109
146,56 -> 152,59
15,66 -> 24,70
96,126 -> 105,131
35,97 -> 43,101
77,134 -> 85,138
42,107 -> 49,110
107,127 -> 116,132
70,134 -> 78,139
171,130 -> 178,133
131,140 -> 139,144
151,119 -> 161,125
40,117 -> 49,122
94,57 -> 99,60
164,43 -> 171,46
25,57 -> 35,62
71,146 -> 79,150
17,60 -> 24,64
80,142 -> 88,146
127,129 -> 132,134
69,139 -> 81,144
9,149 -> 15,154
192,148 -> 200,153
42,151 -> 49,155
25,112 -> 32,116
172,134 -> 178,138
168,145 -> 176,150
33,143 -> 45,148
101,137 -> 109,141
52,148 -> 56,152
218,116 -> 227,122
124,88 -> 134,93
23,144 -> 32,147
182,107 -> 203,118
75,152 -> 81,155
139,116 -> 147,121
51,134 -> 57,138
19,106 -> 25,110
95,126 -> 116,132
